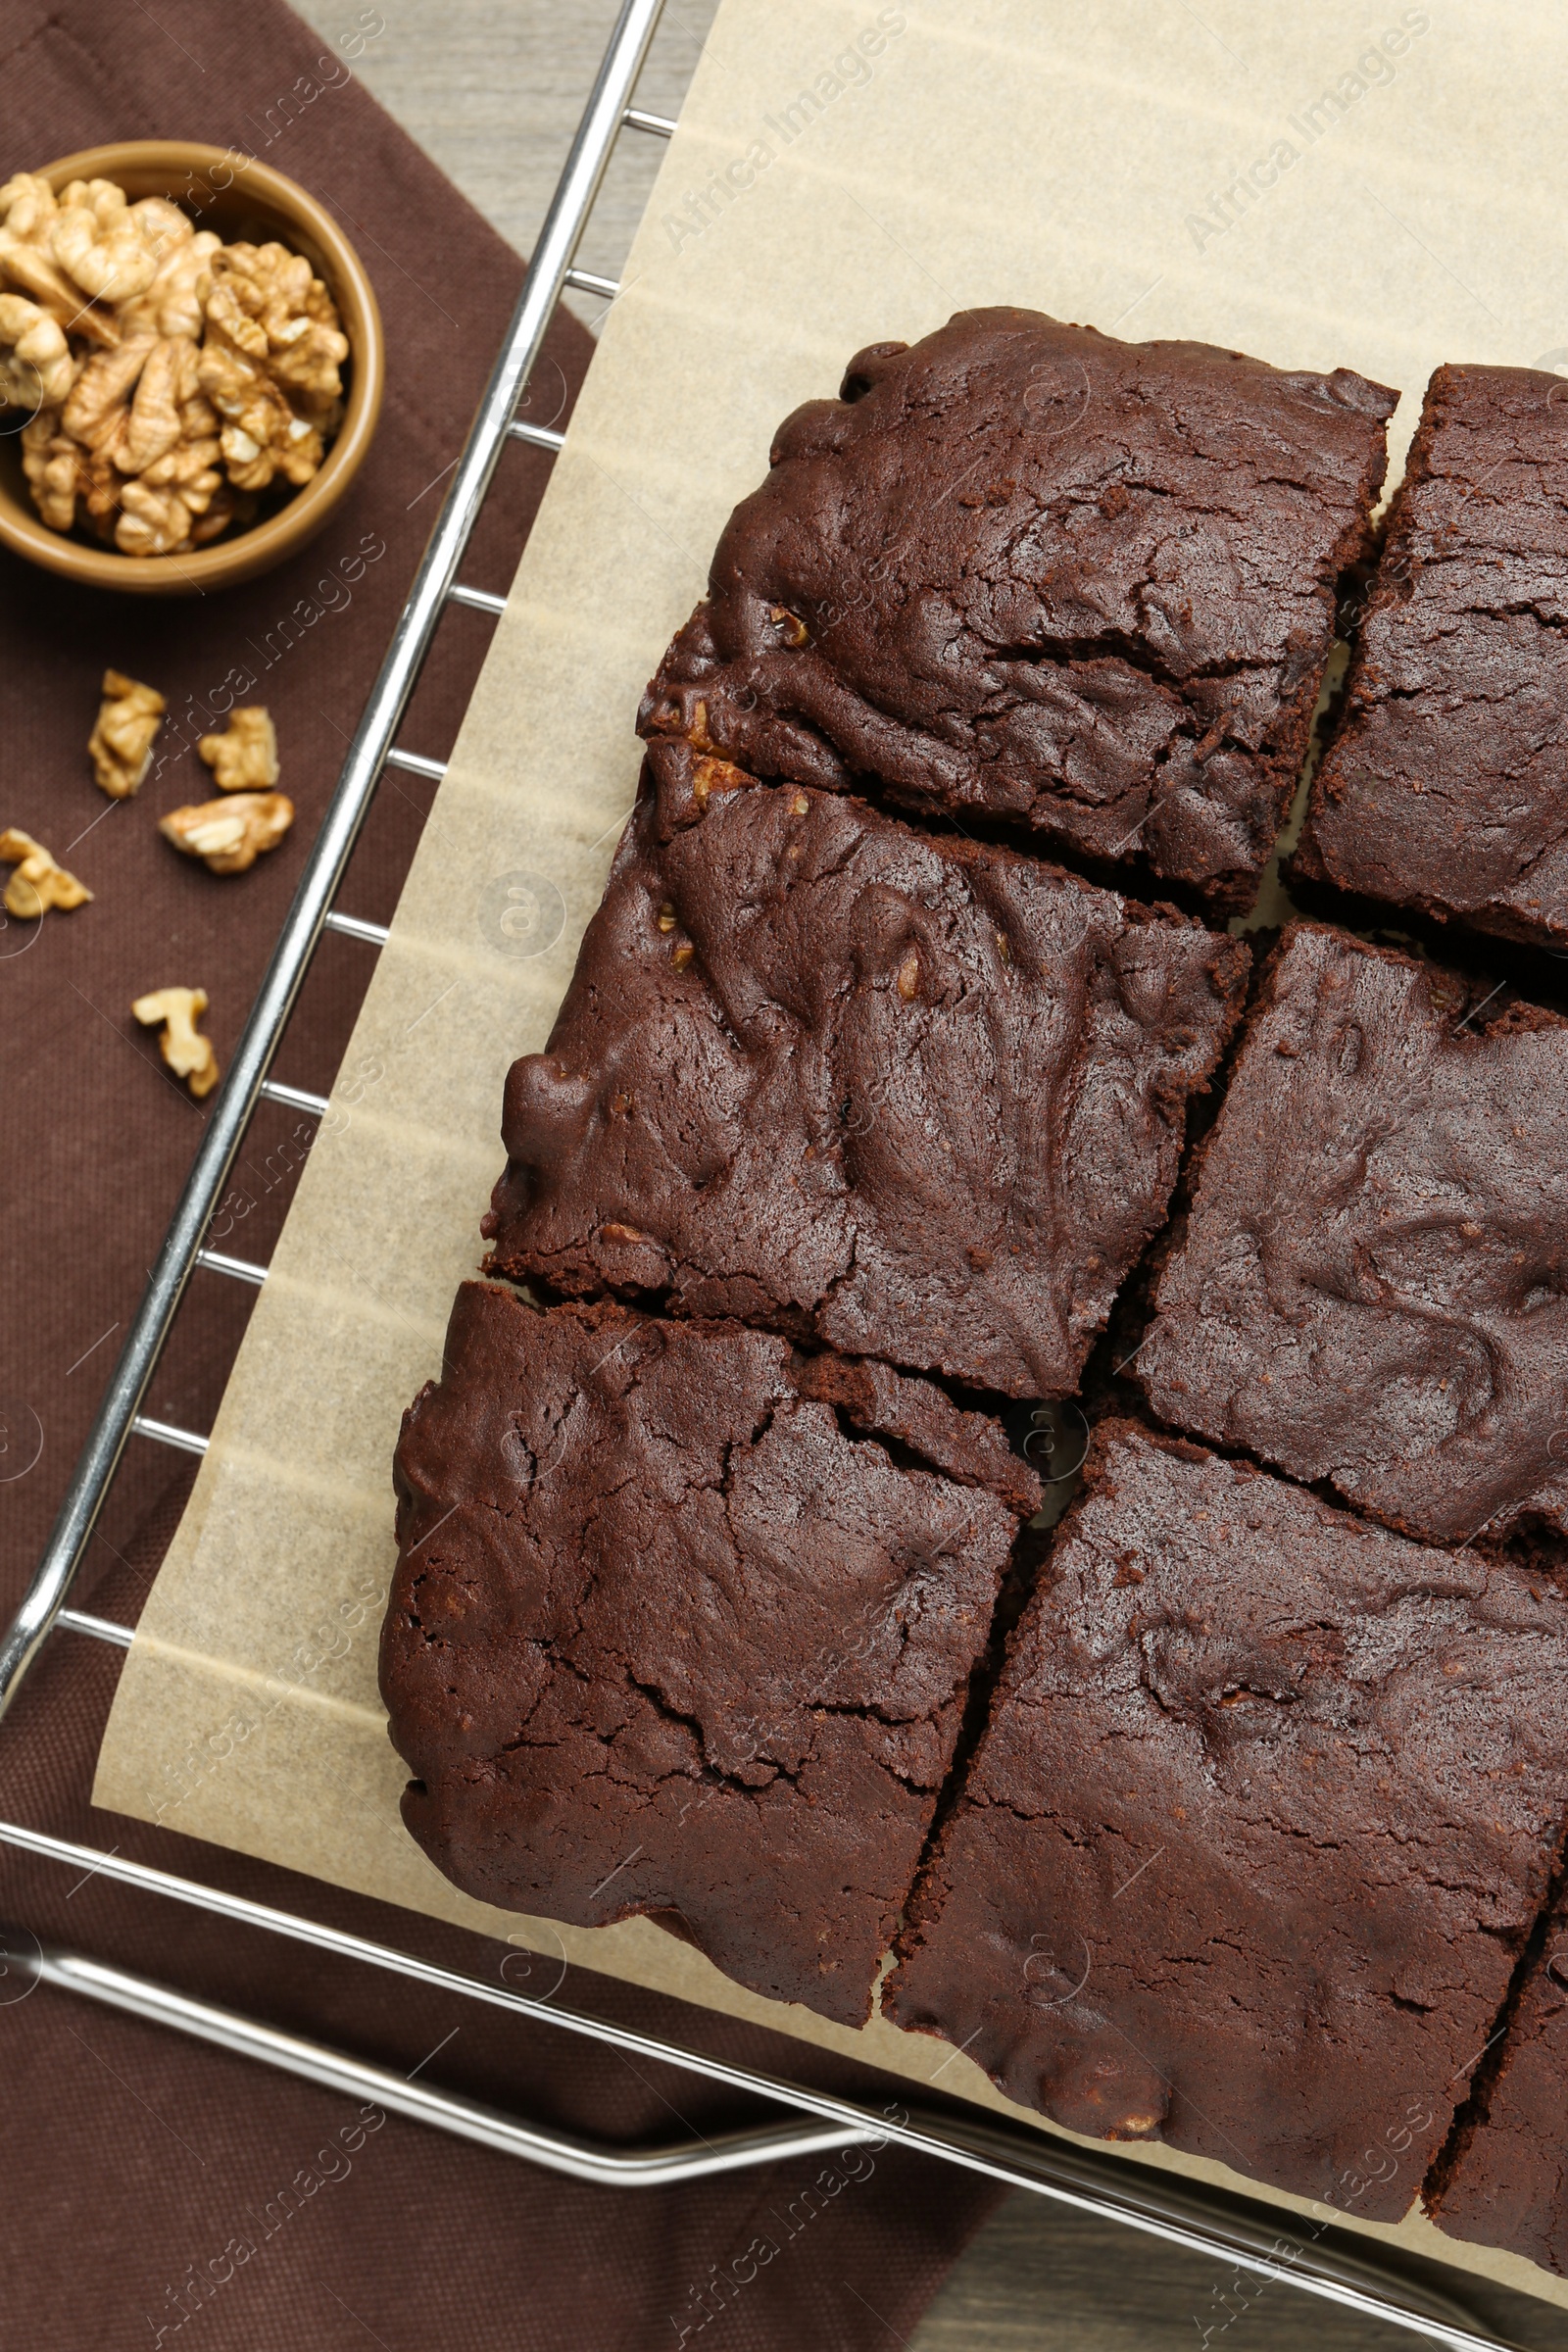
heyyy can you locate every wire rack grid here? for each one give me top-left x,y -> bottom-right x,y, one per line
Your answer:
0,8 -> 1543,2345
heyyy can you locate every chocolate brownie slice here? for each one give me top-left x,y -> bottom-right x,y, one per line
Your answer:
1297,365 -> 1568,955
639,308 -> 1396,912
1138,922 -> 1568,1549
1428,1900 -> 1568,2271
884,1421 -> 1568,2216
380,1283 -> 1035,2026
484,748 -> 1248,1399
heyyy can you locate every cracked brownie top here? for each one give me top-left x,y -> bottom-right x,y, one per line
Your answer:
639,307 -> 1396,912
884,1420 -> 1568,2214
380,1282 -> 1034,2025
484,745 -> 1248,1399
1297,363 -> 1568,954
1138,922 -> 1568,1550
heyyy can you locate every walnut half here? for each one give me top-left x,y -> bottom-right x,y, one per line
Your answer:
0,827 -> 91,918
160,791 -> 294,874
198,707 -> 278,792
132,985 -> 220,1099
89,669 -> 166,798
0,291 -> 74,410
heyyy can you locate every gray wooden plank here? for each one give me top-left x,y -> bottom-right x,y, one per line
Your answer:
294,0 -> 721,329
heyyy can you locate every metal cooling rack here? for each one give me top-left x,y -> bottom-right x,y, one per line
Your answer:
0,8 -> 1539,2343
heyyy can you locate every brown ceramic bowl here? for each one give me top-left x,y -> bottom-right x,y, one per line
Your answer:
0,140 -> 384,597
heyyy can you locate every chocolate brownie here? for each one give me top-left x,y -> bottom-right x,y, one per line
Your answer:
884,1421 -> 1568,2216
1297,365 -> 1568,955
483,747 -> 1248,1399
1428,1900 -> 1568,2271
1138,922 -> 1568,1549
639,308 -> 1396,912
380,1283 -> 1035,2026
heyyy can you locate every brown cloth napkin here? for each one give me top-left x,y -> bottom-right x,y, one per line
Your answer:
0,4 -> 1003,2343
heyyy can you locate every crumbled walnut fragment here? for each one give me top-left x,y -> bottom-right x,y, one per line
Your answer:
0,826 -> 91,918
198,708 -> 279,792
690,755 -> 751,809
89,669 -> 166,798
160,791 -> 294,874
132,985 -> 220,1099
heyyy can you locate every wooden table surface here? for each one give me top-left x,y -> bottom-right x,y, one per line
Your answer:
287,6 -> 1559,2345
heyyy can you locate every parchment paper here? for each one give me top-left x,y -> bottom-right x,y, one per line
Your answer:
95,0 -> 1568,2307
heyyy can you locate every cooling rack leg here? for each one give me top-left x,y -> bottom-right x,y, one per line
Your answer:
23,1936 -> 877,2187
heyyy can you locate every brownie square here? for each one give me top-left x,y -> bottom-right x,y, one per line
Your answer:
883,1421 -> 1568,2216
379,1283 -> 1035,2026
1138,922 -> 1568,1549
639,308 -> 1396,913
1428,1905 -> 1568,2272
1297,365 -> 1568,955
484,746 -> 1248,1400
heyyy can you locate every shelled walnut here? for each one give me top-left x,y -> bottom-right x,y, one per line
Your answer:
160,791 -> 293,874
133,985 -> 220,1099
21,408 -> 80,530
199,242 -> 344,493
0,172 -> 346,556
0,827 -> 91,918
198,707 -> 279,792
0,293 -> 74,409
88,669 -> 166,798
0,172 -> 120,345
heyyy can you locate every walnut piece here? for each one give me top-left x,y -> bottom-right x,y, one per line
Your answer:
115,478 -> 197,558
132,985 -> 220,1099
51,178 -> 160,304
0,292 -> 74,411
198,708 -> 279,792
120,336 -> 189,472
205,242 -> 348,415
20,408 -> 77,529
187,483 -> 249,546
0,174 -> 54,242
63,332 -> 158,454
121,224 -> 221,342
197,317 -> 322,493
160,791 -> 294,874
0,172 -> 120,346
0,826 -> 91,918
89,669 -> 166,798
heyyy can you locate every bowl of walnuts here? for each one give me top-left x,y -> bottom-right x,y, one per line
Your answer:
0,140 -> 385,595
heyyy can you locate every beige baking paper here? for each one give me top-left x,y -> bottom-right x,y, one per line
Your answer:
94,0 -> 1568,2308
